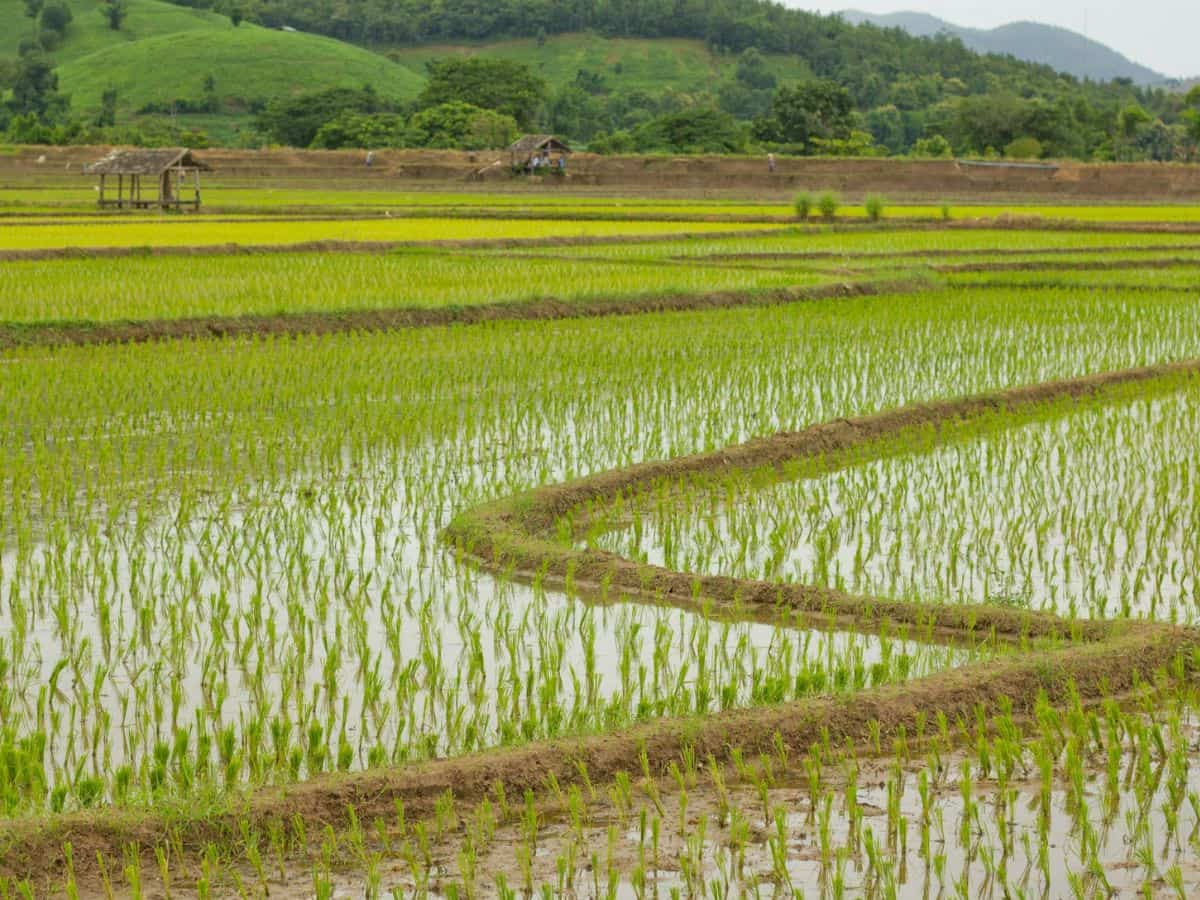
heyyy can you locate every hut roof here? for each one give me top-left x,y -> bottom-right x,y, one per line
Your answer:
508,135 -> 571,155
86,148 -> 211,176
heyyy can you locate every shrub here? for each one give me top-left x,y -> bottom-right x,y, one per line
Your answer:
1005,136 -> 1044,160
941,204 -> 952,221
817,190 -> 839,220
39,1 -> 72,35
912,135 -> 952,158
794,192 -> 813,221
864,194 -> 885,222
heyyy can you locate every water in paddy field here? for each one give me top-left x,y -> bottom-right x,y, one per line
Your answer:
311,714 -> 1200,899
0,453 -> 972,812
594,385 -> 1200,625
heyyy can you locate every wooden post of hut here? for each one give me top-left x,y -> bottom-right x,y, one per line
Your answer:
507,135 -> 572,175
86,148 -> 211,211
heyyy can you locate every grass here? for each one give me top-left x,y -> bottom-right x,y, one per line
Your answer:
58,24 -> 424,116
0,248 -> 828,323
0,0 -> 422,122
0,0 -> 218,60
0,217 -> 782,250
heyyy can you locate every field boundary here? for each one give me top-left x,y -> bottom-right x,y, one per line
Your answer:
0,279 -> 916,351
4,218 -> 1200,264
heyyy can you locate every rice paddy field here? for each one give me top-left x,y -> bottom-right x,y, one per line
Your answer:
1,186 -> 1200,899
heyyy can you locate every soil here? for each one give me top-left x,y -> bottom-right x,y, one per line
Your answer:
11,146 -> 1200,201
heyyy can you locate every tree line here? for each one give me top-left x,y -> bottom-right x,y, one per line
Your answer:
3,0 -> 1199,159
170,0 -> 1198,160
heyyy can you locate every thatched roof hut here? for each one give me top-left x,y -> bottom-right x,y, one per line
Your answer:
86,148 -> 210,210
509,135 -> 571,170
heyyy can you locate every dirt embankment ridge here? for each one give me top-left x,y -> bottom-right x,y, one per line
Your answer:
8,146 -> 1200,201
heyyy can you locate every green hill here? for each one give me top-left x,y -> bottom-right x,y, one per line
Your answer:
59,27 -> 424,113
0,0 -> 216,60
3,0 -> 424,139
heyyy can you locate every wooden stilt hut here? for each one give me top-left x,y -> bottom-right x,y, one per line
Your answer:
508,135 -> 571,173
86,148 -> 210,211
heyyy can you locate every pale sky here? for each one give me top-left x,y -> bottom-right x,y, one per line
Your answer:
792,1 -> 1194,79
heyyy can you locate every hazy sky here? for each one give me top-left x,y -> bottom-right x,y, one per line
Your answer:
793,1 -> 1194,78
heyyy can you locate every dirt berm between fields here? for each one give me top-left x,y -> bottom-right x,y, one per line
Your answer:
8,146 -> 1200,201
4,359 -> 1200,887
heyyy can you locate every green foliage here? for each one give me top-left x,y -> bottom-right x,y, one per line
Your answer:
39,2 -> 73,36
734,48 -> 776,91
864,194 -> 884,222
309,111 -> 406,149
753,80 -> 854,153
417,57 -> 545,130
255,87 -> 391,147
794,192 -> 813,221
101,0 -> 126,31
95,86 -> 117,126
911,135 -> 952,158
1004,136 -> 1043,159
7,52 -> 64,118
406,101 -> 518,149
631,106 -> 746,154
810,130 -> 879,157
817,191 -> 839,220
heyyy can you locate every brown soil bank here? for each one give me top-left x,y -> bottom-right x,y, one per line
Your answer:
0,280 -> 911,351
4,361 -> 1200,887
8,146 -> 1200,202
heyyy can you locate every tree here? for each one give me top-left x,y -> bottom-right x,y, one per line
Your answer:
255,87 -> 389,146
1182,87 -> 1200,154
407,101 -> 518,149
416,58 -> 545,130
101,0 -> 127,31
23,0 -> 44,20
95,87 -> 118,127
310,111 -> 406,148
202,73 -> 218,113
39,2 -> 73,36
1115,104 -> 1152,161
1004,136 -> 1043,160
734,48 -> 776,92
632,106 -> 746,154
911,135 -> 952,158
9,53 -> 63,118
753,80 -> 854,153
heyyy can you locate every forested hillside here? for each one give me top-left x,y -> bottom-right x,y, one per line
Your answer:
841,11 -> 1167,86
162,0 -> 1197,159
1,0 -> 1197,159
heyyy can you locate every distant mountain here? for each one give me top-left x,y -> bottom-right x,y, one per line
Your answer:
840,10 -> 1168,86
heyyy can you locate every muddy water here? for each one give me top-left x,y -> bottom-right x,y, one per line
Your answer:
0,466 -> 973,795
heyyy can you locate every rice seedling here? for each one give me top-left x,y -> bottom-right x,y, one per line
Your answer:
0,217 -> 784,251
0,248 -> 831,325
596,373 -> 1200,624
3,220 -> 1200,896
